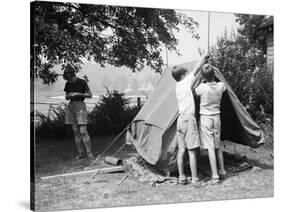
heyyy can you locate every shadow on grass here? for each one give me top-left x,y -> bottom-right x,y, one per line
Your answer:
35,135 -> 136,178
168,150 -> 273,181
35,135 -> 273,181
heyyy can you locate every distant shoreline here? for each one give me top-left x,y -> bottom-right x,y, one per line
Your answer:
33,93 -> 148,116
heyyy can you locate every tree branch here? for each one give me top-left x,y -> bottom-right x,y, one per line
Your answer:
55,2 -> 122,31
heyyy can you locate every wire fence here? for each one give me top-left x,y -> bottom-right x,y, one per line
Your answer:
31,97 -> 147,122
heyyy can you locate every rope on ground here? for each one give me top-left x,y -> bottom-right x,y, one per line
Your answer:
142,161 -> 162,181
142,162 -> 179,187
117,156 -> 143,186
128,140 -> 178,187
122,134 -> 168,186
126,136 -> 173,186
96,127 -> 170,186
116,134 -> 159,186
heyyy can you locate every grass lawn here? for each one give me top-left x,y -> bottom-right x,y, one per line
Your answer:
34,135 -> 273,211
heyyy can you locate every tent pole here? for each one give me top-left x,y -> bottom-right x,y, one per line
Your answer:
165,45 -> 169,67
208,11 -> 210,51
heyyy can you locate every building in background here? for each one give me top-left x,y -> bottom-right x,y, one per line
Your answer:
258,20 -> 274,73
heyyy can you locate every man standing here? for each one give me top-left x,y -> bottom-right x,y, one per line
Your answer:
63,64 -> 94,160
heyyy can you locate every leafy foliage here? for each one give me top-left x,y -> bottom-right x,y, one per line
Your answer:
209,31 -> 273,124
31,1 -> 199,84
35,104 -> 72,140
88,89 -> 140,135
235,14 -> 273,53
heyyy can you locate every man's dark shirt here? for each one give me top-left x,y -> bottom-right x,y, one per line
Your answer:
64,78 -> 90,101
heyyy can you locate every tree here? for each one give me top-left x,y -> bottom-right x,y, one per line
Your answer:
209,31 -> 273,122
235,14 -> 273,53
31,1 -> 199,84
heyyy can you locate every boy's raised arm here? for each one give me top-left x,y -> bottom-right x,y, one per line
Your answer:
191,52 -> 209,76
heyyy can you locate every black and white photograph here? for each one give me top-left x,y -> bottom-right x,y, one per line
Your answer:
30,0 -> 274,211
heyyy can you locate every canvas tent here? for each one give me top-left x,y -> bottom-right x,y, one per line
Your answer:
128,61 -> 264,174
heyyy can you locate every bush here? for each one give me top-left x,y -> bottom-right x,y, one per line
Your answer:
88,89 -> 140,136
249,66 -> 273,123
35,104 -> 72,140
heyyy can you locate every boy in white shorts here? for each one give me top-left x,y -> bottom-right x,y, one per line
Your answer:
172,53 -> 208,186
195,64 -> 227,184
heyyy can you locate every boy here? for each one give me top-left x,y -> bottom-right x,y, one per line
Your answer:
195,64 -> 227,184
63,64 -> 94,160
171,54 -> 208,186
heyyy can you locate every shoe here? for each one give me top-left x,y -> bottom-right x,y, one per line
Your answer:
178,176 -> 188,185
74,154 -> 86,160
191,179 -> 207,188
208,177 -> 220,185
87,153 -> 95,160
219,170 -> 227,179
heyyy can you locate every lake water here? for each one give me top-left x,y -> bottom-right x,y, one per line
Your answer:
32,93 -> 147,117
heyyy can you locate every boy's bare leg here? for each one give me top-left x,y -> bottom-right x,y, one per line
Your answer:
177,148 -> 186,179
71,124 -> 84,158
188,148 -> 199,181
79,125 -> 94,159
216,149 -> 226,175
207,148 -> 219,179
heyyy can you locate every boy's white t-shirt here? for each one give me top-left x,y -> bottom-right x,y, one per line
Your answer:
175,74 -> 196,115
195,81 -> 226,115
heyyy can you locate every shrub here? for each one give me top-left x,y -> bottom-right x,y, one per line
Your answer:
88,89 -> 140,136
249,66 -> 273,123
35,104 -> 72,140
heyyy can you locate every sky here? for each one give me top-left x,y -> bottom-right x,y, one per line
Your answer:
166,10 -> 240,65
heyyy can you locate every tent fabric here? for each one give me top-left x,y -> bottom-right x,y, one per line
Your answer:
129,61 -> 264,174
